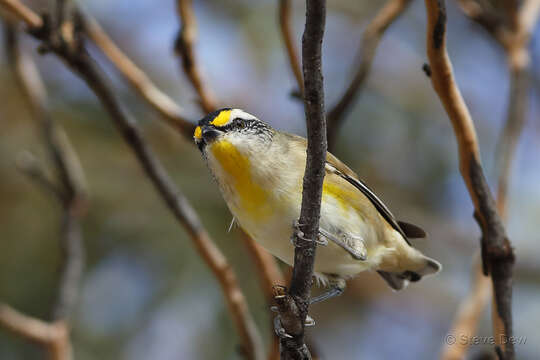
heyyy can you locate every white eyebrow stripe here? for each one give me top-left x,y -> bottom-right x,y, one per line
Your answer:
230,109 -> 257,121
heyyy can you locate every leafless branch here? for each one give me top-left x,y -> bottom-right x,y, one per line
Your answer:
175,0 -> 217,113
442,1 -> 539,358
326,0 -> 412,149
0,3 -> 265,358
0,304 -> 72,360
441,257 -> 491,360
1,17 -> 87,360
277,1 -> 327,359
240,231 -> 285,360
424,1 -> 515,358
15,151 -> 64,200
0,0 -> 41,28
79,11 -> 195,137
279,0 -> 303,95
7,24 -> 87,322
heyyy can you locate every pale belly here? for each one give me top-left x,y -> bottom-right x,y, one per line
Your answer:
230,191 -> 381,277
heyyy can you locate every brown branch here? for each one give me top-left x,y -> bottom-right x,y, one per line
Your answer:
326,0 -> 412,149
5,21 -> 87,322
441,257 -> 491,360
1,18 -> 87,360
0,3 -> 264,358
279,0 -> 303,95
496,68 -> 528,220
0,304 -> 72,360
79,11 -> 195,138
442,1 -> 539,358
277,1 -> 327,359
69,56 -> 263,360
424,1 -> 515,359
241,231 -> 285,360
0,0 -> 41,28
175,0 -> 217,113
15,151 -> 64,200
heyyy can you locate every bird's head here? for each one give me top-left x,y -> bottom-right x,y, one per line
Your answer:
194,108 -> 273,152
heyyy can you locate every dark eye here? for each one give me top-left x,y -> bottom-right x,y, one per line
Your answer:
235,119 -> 246,129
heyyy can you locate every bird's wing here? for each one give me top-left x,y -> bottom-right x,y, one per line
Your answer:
324,155 -> 412,245
282,132 -> 422,245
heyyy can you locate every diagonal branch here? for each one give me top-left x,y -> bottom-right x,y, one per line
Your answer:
442,1 -> 539,358
1,18 -> 87,360
79,11 -> 195,138
279,0 -> 303,95
326,0 -> 412,149
175,0 -> 217,113
423,1 -> 515,358
6,23 -> 87,322
0,304 -> 72,360
68,53 -> 263,360
0,3 -> 264,359
277,1 -> 327,359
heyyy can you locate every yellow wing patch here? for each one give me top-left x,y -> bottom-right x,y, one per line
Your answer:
210,140 -> 270,219
323,178 -> 363,215
210,109 -> 232,127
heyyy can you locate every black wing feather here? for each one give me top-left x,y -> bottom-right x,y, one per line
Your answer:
327,163 -> 412,246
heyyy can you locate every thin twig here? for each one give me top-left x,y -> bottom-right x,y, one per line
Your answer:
423,1 -> 515,359
175,0 -> 217,113
0,0 -> 42,28
69,54 -> 263,360
240,231 -> 285,360
279,0 -> 303,95
326,0 -> 412,149
0,3 -> 264,358
6,21 -> 87,322
0,304 -> 72,360
440,257 -> 491,360
277,1 -> 327,359
79,11 -> 195,137
441,65 -> 528,358
15,151 -> 64,201
1,18 -> 87,360
442,1 -> 539,358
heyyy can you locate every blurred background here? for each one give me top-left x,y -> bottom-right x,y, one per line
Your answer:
1,0 -> 539,359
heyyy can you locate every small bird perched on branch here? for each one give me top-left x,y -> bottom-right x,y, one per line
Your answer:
194,108 -> 441,302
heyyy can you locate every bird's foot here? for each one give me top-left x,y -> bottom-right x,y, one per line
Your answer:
271,285 -> 316,339
290,219 -> 328,246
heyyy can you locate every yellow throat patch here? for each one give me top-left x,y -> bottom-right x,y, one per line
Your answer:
209,140 -> 270,219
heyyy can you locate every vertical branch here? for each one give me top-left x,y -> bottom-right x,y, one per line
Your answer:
175,0 -> 217,113
10,3 -> 87,322
326,0 -> 412,149
423,1 -> 515,358
442,2 -> 539,358
279,0 -> 304,95
1,18 -> 88,360
277,1 -> 327,359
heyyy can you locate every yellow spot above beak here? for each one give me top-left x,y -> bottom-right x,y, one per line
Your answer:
210,109 -> 232,127
194,125 -> 202,140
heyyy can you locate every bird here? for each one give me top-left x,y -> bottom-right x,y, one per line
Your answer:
194,108 -> 441,303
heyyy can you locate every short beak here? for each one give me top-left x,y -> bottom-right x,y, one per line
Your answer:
195,125 -> 223,151
201,126 -> 223,143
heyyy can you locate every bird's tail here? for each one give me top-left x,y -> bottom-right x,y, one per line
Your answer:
377,256 -> 441,291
